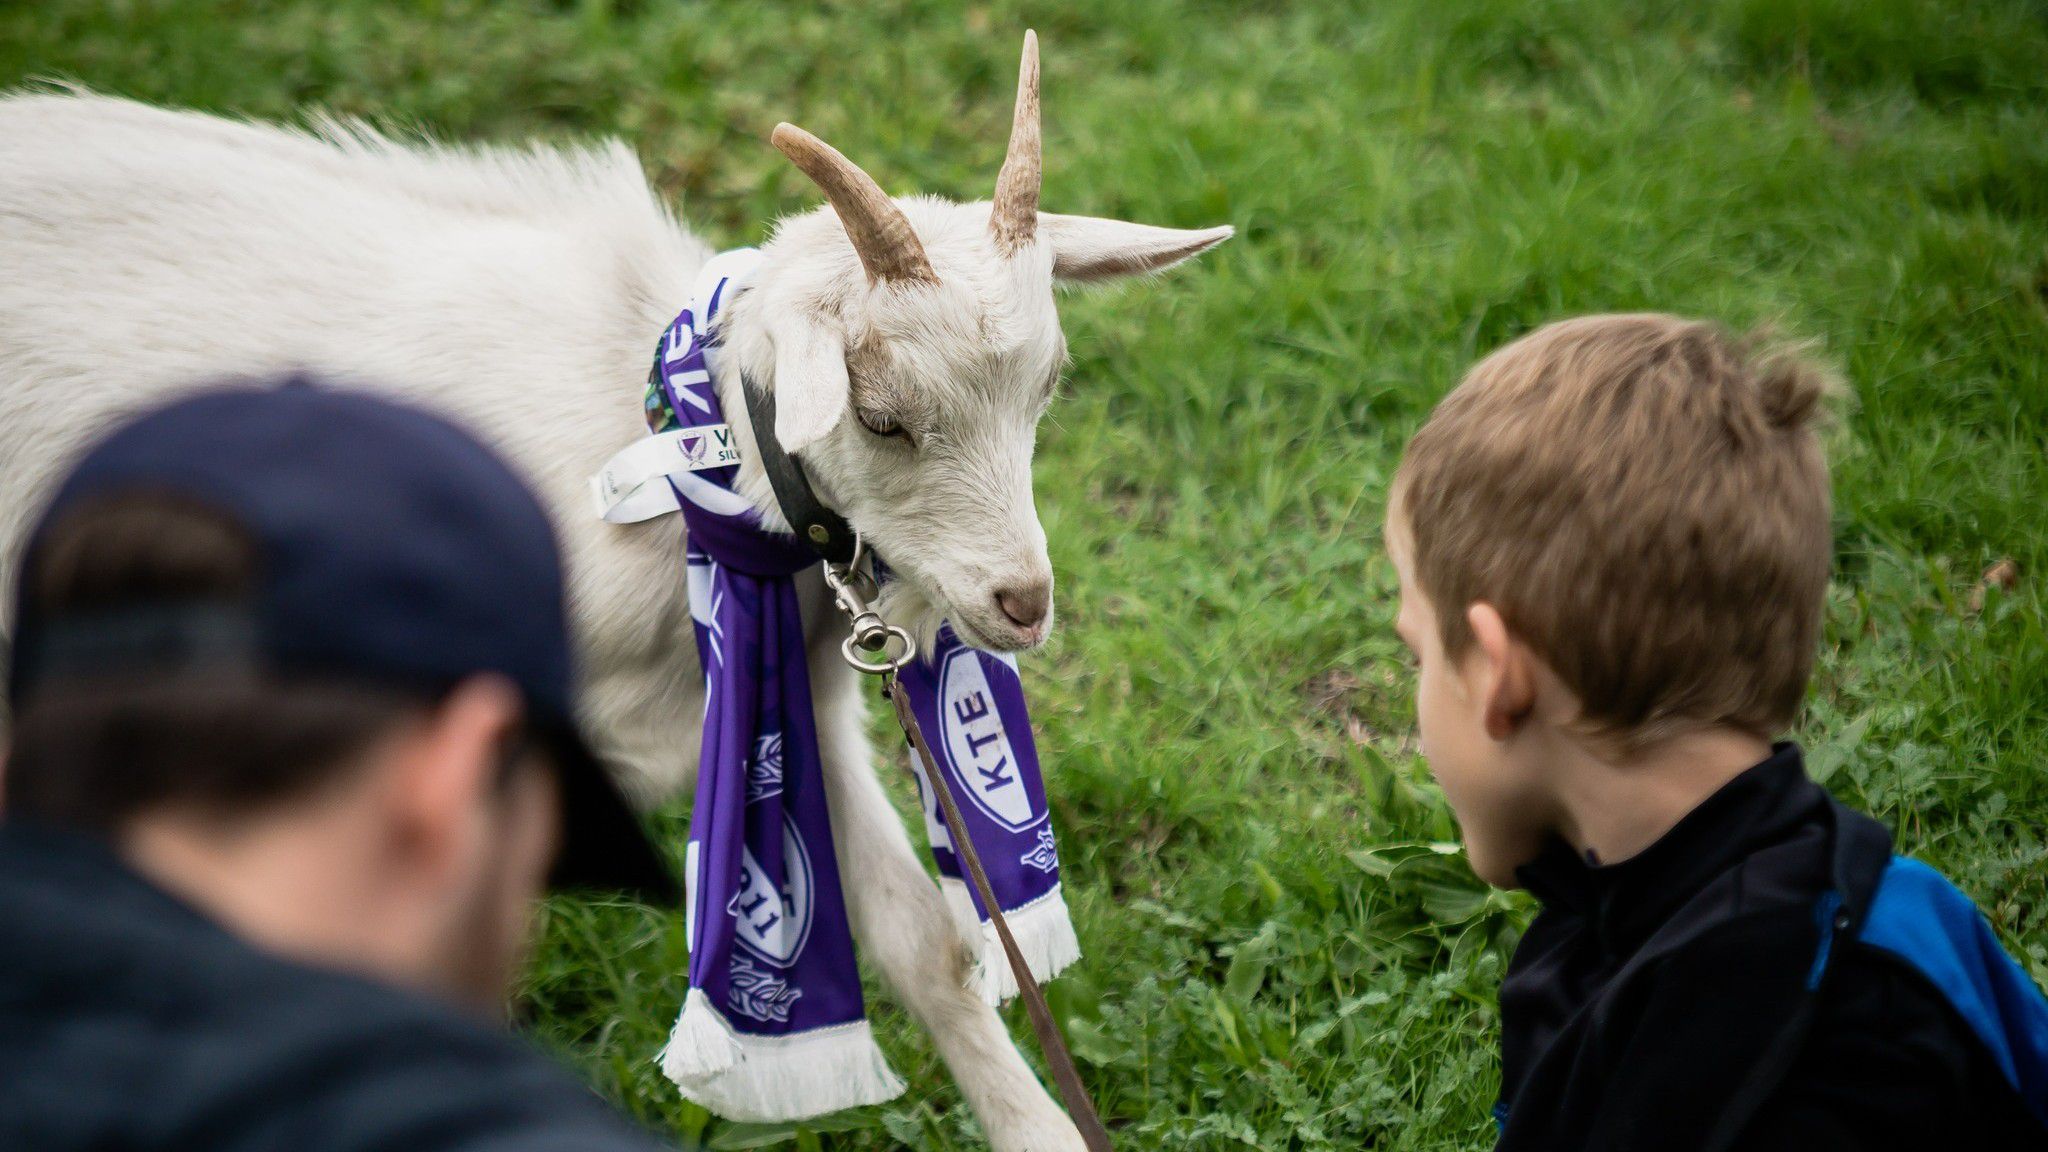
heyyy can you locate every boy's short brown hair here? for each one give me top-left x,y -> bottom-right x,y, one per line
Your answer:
1390,313 -> 1836,749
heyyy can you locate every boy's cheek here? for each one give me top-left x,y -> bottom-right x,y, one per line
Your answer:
1457,800 -> 1551,889
1415,666 -> 1543,885
1454,758 -> 1558,888
1421,664 -> 1556,885
1415,669 -> 1476,780
1419,717 -> 1546,887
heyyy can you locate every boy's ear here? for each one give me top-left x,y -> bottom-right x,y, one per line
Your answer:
1467,603 -> 1536,741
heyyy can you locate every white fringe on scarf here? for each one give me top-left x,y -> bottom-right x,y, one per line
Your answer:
659,990 -> 905,1122
941,878 -> 1083,1006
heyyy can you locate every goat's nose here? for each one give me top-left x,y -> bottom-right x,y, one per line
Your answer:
994,579 -> 1052,631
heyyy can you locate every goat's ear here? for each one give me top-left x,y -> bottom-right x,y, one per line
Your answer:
1040,213 -> 1234,284
769,317 -> 850,455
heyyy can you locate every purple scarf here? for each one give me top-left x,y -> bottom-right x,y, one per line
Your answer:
595,250 -> 1078,1122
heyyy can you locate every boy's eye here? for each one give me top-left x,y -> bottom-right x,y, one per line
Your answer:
856,409 -> 913,444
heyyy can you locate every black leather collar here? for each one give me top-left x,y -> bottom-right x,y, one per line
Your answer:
740,372 -> 858,565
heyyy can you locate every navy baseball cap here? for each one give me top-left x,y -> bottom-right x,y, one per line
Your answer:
7,378 -> 677,903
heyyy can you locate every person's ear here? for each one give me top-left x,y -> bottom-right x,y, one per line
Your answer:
383,675 -> 524,886
1466,603 -> 1536,741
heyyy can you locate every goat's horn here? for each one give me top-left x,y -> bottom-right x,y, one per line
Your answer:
989,29 -> 1041,254
771,122 -> 937,286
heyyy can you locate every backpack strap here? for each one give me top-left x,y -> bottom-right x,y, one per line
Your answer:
1827,804 -> 1898,927
1709,804 -> 2048,1144
1697,802 -> 1892,1152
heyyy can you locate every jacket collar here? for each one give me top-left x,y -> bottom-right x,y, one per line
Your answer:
1513,743 -> 1825,956
0,818 -> 224,935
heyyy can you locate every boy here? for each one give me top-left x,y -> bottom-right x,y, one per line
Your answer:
1386,314 -> 2047,1150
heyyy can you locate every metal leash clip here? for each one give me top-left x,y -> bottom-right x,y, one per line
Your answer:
822,536 -> 914,675
826,539 -> 1115,1151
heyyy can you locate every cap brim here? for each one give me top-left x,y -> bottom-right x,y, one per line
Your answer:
538,722 -> 680,905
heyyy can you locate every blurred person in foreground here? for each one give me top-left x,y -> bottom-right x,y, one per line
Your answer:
0,380 -> 678,1151
1385,315 -> 2047,1149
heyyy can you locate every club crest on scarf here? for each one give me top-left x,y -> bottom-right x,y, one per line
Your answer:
728,956 -> 803,1024
633,250 -> 1080,1123
745,732 -> 784,804
1021,826 -> 1061,873
727,817 -> 814,966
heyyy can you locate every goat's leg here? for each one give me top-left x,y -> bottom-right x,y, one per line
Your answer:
811,663 -> 1087,1152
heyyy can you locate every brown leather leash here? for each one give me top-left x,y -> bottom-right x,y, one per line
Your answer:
883,677 -> 1115,1152
815,542 -> 1112,1150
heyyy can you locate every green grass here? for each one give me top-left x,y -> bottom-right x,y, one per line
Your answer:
7,1 -> 2045,1147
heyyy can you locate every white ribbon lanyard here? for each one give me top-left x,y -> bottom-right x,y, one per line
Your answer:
591,247 -> 765,525
590,422 -> 742,524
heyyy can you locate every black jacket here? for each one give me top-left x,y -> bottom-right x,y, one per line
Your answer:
1494,744 -> 2047,1151
0,821 -> 668,1152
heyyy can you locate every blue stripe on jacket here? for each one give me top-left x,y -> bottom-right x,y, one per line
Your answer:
1856,857 -> 2048,1129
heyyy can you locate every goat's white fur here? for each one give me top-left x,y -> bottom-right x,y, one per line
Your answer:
0,88 -> 1229,1151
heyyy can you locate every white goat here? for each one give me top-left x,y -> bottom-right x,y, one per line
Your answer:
0,34 -> 1228,1151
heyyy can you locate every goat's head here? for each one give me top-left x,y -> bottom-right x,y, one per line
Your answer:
718,31 -> 1231,653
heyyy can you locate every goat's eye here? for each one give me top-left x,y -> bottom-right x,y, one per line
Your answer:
856,409 -> 912,444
